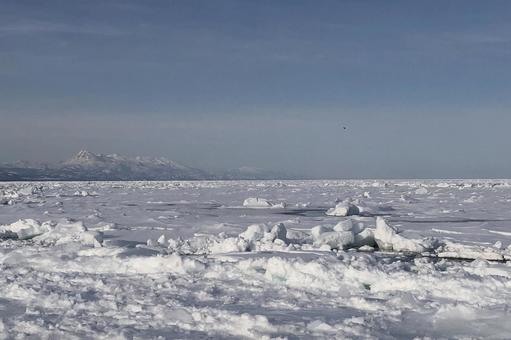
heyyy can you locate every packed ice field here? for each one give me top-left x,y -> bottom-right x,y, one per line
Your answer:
1,180 -> 511,339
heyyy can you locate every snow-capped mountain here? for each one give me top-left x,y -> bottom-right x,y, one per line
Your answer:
0,150 -> 209,181
59,150 -> 210,180
0,151 -> 300,181
64,150 -> 189,169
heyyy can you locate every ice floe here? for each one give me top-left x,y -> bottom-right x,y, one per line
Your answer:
325,200 -> 360,216
242,197 -> 286,208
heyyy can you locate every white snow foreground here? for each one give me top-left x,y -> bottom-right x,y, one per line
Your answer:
0,219 -> 103,247
2,180 -> 511,338
1,231 -> 511,339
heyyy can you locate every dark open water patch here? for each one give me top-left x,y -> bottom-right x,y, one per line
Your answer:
278,208 -> 328,217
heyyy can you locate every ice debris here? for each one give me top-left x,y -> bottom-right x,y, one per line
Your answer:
311,217 -> 377,250
415,187 -> 428,195
0,219 -> 103,247
0,185 -> 44,205
374,217 -> 430,253
143,216 -> 511,261
0,219 -> 49,240
326,200 -> 360,216
437,241 -> 505,261
243,197 -> 286,209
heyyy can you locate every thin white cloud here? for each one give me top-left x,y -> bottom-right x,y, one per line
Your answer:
0,20 -> 124,37
450,33 -> 511,45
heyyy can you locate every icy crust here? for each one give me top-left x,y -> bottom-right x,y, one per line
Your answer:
0,219 -> 103,247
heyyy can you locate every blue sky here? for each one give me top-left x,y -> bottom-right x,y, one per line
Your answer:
1,0 -> 510,178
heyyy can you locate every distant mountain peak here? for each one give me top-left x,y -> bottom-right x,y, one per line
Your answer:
67,150 -> 103,164
76,150 -> 95,158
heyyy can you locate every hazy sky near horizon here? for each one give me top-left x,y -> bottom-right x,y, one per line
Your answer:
1,0 -> 510,178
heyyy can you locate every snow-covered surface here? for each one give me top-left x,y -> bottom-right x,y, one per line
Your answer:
1,179 -> 511,338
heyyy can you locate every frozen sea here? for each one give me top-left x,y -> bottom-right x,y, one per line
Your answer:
1,180 -> 511,339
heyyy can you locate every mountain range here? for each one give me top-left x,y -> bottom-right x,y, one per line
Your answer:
0,150 -> 299,181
